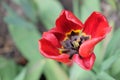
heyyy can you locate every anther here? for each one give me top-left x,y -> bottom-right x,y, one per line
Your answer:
72,41 -> 79,48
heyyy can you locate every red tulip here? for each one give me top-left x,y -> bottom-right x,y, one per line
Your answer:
39,10 -> 111,70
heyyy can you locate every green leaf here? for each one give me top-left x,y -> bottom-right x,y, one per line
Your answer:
14,68 -> 26,80
110,52 -> 120,76
113,71 -> 120,80
0,76 -> 1,80
12,0 -> 37,22
73,0 -> 81,18
15,59 -> 45,80
0,57 -> 18,80
34,0 -> 63,29
3,3 -> 35,28
94,42 -> 104,67
105,28 -> 120,59
70,63 -> 96,80
97,71 -> 115,80
80,0 -> 100,22
25,59 -> 46,80
8,25 -> 43,61
3,3 -> 43,61
101,50 -> 120,70
44,60 -> 68,80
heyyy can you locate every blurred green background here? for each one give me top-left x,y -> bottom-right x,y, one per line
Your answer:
0,0 -> 120,80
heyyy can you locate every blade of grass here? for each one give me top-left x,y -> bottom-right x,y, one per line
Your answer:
25,59 -> 46,80
70,63 -> 96,80
44,60 -> 69,80
97,71 -> 115,80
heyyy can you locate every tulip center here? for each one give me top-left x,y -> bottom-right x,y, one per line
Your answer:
60,30 -> 90,59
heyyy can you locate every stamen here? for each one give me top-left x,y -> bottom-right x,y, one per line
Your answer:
60,30 -> 90,59
72,41 -> 79,48
59,48 -> 69,53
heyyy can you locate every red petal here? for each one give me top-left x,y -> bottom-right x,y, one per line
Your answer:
79,37 -> 104,58
39,38 -> 70,63
39,38 -> 59,56
49,28 -> 66,41
72,53 -> 96,70
56,10 -> 83,33
50,54 -> 71,63
42,32 -> 61,47
83,12 -> 111,38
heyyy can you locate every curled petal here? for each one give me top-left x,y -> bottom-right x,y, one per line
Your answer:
50,54 -> 71,63
49,28 -> 66,41
39,38 -> 59,56
42,32 -> 61,47
56,10 -> 83,33
79,37 -> 104,58
39,38 -> 70,63
72,53 -> 96,70
83,12 -> 111,38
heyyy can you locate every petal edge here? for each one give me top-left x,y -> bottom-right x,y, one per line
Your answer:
83,11 -> 111,38
72,53 -> 96,70
55,10 -> 83,33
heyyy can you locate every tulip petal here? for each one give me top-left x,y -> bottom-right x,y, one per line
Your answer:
38,10 -> 111,70
56,10 -> 83,33
42,32 -> 61,47
49,28 -> 66,41
79,37 -> 104,58
83,12 -> 111,38
39,38 -> 70,63
72,53 -> 96,70
39,38 -> 59,56
50,54 -> 71,63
